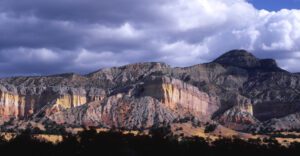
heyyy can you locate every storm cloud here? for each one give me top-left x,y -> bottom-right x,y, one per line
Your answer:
0,0 -> 300,76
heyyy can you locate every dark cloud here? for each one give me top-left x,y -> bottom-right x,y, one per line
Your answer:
0,0 -> 164,24
0,0 -> 300,77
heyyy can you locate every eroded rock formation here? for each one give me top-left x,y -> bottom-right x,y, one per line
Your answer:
47,76 -> 218,129
1,49 -> 300,133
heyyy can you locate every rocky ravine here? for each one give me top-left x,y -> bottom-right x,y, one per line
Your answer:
0,49 -> 300,133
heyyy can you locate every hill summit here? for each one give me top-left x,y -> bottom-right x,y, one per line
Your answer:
0,49 -> 300,134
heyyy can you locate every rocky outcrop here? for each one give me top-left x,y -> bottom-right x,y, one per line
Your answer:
48,76 -> 218,129
1,49 -> 300,133
215,93 -> 258,131
262,113 -> 300,131
243,72 -> 300,121
48,95 -> 178,129
141,76 -> 218,118
0,84 -> 106,120
217,104 -> 258,131
0,87 -> 20,119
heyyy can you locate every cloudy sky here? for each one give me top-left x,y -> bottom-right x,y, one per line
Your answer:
0,0 -> 300,77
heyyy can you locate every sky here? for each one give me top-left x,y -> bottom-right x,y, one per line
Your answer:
0,0 -> 300,77
249,0 -> 300,10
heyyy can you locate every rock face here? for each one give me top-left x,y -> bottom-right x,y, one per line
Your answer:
217,104 -> 258,131
0,85 -> 101,120
141,76 -> 218,117
262,113 -> 300,131
47,76 -> 217,129
1,49 -> 300,133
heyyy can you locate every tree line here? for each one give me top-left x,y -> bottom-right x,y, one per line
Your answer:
1,127 -> 300,156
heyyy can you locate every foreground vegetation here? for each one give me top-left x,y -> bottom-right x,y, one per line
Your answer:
1,127 -> 300,156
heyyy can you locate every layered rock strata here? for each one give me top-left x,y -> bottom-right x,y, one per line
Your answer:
1,50 -> 300,133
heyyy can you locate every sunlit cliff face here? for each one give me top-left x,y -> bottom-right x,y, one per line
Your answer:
142,76 -> 218,117
0,86 -> 106,122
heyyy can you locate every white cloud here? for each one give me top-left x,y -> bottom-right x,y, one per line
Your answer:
89,22 -> 143,40
278,58 -> 300,72
1,47 -> 60,63
159,41 -> 209,66
149,0 -> 300,69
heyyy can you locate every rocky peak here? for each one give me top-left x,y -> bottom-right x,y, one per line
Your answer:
213,49 -> 261,68
1,49 -> 300,133
259,59 -> 284,72
213,49 -> 284,72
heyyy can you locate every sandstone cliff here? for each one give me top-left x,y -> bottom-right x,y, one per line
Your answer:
47,76 -> 217,129
1,50 -> 300,133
